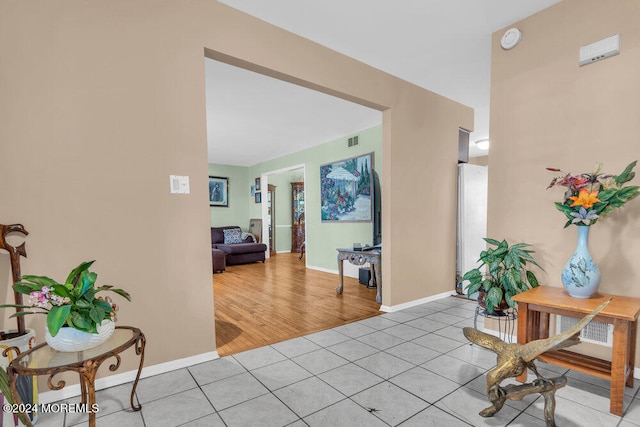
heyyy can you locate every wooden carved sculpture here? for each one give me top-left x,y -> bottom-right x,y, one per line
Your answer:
464,298 -> 611,427
0,223 -> 29,337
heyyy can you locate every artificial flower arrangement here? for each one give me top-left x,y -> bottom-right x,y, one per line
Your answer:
546,161 -> 639,227
0,260 -> 130,337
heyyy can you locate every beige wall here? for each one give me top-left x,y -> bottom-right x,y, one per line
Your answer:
490,0 -> 640,358
0,0 -> 472,378
469,156 -> 489,167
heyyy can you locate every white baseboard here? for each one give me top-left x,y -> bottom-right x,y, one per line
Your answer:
379,290 -> 455,313
38,351 -> 219,404
306,264 -> 360,279
306,265 -> 338,275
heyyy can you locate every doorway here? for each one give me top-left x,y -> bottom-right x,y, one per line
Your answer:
204,55 -> 384,353
455,161 -> 488,296
259,165 -> 306,261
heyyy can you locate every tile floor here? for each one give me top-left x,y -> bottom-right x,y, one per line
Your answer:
35,296 -> 640,426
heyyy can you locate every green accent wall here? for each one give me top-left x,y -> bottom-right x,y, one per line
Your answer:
253,125 -> 382,271
209,124 -> 382,271
208,164 -> 250,231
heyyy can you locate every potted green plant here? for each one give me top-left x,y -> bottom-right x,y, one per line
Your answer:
1,260 -> 131,352
458,238 -> 541,314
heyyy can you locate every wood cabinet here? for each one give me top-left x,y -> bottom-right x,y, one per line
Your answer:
291,182 -> 305,253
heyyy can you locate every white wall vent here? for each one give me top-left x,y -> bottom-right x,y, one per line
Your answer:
579,34 -> 620,67
348,136 -> 359,147
555,314 -> 613,347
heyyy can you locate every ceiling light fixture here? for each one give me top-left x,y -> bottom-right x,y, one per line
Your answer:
475,139 -> 490,150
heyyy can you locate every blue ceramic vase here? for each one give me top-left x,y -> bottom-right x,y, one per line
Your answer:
561,225 -> 600,298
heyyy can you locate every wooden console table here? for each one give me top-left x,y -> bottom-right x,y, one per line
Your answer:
7,326 -> 145,427
336,248 -> 381,304
512,287 -> 640,416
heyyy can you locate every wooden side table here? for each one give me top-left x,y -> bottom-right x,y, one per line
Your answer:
7,326 -> 145,427
512,287 -> 640,416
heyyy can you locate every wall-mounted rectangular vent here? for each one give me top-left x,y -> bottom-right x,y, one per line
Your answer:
348,136 -> 359,147
555,315 -> 613,347
579,34 -> 620,66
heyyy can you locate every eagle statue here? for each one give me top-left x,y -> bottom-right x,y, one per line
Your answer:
463,297 -> 611,425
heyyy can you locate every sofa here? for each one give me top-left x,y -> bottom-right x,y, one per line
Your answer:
211,226 -> 267,266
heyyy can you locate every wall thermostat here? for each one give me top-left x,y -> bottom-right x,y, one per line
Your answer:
501,28 -> 522,50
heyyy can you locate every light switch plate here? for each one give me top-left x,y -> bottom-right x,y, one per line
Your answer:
170,175 -> 190,194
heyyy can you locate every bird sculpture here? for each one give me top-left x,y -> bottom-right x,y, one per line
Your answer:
464,297 -> 611,426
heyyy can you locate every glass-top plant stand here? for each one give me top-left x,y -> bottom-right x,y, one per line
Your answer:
7,326 -> 145,427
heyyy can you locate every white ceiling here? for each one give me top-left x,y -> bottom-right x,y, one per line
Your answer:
207,0 -> 560,166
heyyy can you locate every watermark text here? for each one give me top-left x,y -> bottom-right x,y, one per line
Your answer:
3,403 -> 99,414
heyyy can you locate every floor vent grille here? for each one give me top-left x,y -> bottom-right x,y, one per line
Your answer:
556,315 -> 613,347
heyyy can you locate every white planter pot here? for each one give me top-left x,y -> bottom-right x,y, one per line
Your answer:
1,328 -> 38,426
45,320 -> 115,352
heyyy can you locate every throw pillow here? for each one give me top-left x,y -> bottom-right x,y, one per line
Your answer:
223,228 -> 243,244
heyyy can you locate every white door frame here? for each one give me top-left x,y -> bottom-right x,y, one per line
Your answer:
261,164 -> 306,261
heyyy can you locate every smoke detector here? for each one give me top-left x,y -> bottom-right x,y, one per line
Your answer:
501,28 -> 522,50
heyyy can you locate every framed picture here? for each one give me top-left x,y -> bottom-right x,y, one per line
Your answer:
255,177 -> 261,191
209,176 -> 229,207
255,192 -> 262,204
321,152 -> 374,222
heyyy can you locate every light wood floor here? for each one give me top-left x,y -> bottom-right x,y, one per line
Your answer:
213,252 -> 381,356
